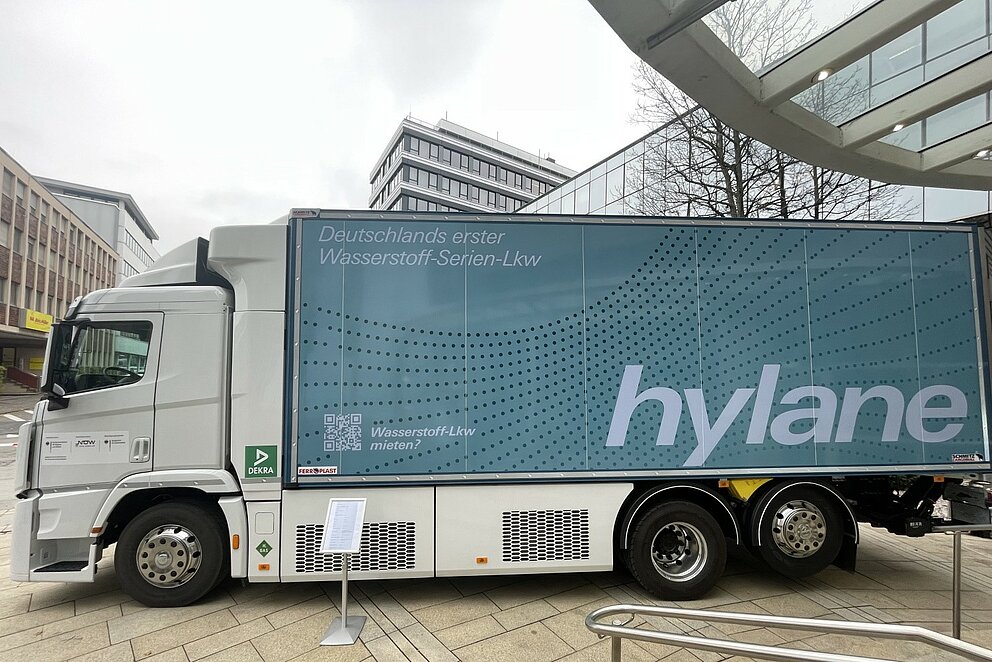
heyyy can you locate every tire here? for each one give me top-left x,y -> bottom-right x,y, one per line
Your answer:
752,486 -> 843,578
116,500 -> 227,607
627,501 -> 727,601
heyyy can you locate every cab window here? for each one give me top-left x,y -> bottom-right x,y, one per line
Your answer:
52,321 -> 153,395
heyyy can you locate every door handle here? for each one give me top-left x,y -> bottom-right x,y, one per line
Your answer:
130,436 -> 151,463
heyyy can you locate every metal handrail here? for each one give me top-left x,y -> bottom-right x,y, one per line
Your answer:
586,603 -> 992,661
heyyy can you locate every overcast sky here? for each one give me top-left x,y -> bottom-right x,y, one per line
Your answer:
0,1 -> 651,252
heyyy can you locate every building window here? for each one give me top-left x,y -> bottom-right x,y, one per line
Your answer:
1,170 -> 13,198
13,228 -> 23,255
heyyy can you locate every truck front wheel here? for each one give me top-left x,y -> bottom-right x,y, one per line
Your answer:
116,500 -> 227,607
752,486 -> 843,578
627,501 -> 727,600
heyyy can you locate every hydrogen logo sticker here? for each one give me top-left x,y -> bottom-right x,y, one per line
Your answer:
256,540 -> 272,557
245,445 -> 278,478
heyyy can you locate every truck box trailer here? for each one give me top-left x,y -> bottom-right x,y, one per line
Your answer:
11,209 -> 992,606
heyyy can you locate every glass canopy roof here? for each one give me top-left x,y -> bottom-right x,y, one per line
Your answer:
702,0 -> 992,155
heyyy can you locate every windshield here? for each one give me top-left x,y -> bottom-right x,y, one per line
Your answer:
49,321 -> 153,395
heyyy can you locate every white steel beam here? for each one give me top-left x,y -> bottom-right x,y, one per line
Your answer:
759,0 -> 962,107
645,0 -> 734,48
922,125 -> 992,171
841,53 -> 992,149
941,159 -> 992,179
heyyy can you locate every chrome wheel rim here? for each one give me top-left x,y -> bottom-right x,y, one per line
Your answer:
650,521 -> 708,582
771,500 -> 826,559
135,524 -> 202,588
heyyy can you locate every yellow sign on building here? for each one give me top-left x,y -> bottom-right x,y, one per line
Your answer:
24,309 -> 53,333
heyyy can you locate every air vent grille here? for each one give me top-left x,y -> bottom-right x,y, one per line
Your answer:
501,509 -> 590,563
294,521 -> 416,573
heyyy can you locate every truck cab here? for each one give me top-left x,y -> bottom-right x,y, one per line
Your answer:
11,226 -> 285,606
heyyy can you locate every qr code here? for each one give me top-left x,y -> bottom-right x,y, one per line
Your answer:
324,413 -> 362,451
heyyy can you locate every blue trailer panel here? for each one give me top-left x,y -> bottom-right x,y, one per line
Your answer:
289,215 -> 990,482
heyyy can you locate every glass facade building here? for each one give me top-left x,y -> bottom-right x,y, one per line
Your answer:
369,118 -> 575,213
519,106 -> 991,222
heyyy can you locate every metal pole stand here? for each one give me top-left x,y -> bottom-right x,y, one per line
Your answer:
320,553 -> 366,645
933,523 -> 992,641
952,531 -> 963,640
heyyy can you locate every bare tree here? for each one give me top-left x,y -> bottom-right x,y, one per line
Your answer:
629,0 -> 918,222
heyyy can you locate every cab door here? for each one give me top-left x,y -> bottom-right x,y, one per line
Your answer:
35,313 -> 163,490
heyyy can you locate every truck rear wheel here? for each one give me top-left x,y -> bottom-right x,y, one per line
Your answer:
116,500 -> 227,607
752,486 -> 842,578
627,501 -> 727,600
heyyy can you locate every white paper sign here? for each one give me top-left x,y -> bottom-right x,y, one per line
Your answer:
320,498 -> 367,554
41,431 -> 130,465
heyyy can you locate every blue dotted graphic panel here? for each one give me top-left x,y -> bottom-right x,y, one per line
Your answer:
696,228 -> 814,469
292,218 -> 989,479
911,233 -> 985,465
584,225 -> 700,470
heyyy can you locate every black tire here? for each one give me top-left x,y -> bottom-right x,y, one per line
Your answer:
751,486 -> 843,578
627,501 -> 727,601
116,500 -> 227,607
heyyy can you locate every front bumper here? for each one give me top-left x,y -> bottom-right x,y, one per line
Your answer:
10,491 -> 101,584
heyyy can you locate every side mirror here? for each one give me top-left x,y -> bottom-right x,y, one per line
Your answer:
40,322 -> 73,410
46,383 -> 69,411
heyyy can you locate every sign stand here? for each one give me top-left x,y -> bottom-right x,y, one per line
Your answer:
319,498 -> 367,646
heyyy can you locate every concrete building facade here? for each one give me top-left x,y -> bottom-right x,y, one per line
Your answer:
369,117 -> 575,213
37,177 -> 160,284
0,147 -> 118,379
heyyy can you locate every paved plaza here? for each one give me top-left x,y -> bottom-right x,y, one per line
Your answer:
0,464 -> 989,661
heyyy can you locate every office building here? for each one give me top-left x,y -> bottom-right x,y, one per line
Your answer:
369,117 -> 575,213
37,177 -> 160,283
0,147 -> 119,383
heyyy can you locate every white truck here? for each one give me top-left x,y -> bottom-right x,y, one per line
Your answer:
11,210 -> 992,607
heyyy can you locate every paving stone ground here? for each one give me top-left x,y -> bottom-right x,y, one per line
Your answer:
0,482 -> 990,661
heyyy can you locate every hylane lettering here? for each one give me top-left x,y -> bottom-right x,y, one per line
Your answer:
606,364 -> 969,467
